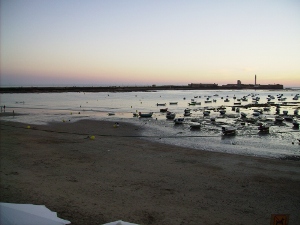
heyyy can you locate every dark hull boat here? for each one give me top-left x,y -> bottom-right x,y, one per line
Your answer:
222,126 -> 236,135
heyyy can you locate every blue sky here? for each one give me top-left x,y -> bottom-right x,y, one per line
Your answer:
1,0 -> 300,87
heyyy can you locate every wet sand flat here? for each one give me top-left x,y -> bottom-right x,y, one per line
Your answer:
0,119 -> 300,225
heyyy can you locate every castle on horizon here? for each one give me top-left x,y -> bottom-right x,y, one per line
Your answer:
189,74 -> 283,89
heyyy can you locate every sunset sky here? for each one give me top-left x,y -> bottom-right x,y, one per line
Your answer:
1,0 -> 300,87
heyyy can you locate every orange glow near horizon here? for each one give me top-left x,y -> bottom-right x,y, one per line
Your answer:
1,1 -> 300,87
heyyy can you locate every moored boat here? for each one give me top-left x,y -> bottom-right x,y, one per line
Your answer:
166,111 -> 176,119
219,110 -> 226,115
293,119 -> 299,128
275,116 -> 284,123
241,112 -> 247,118
156,103 -> 166,106
190,122 -> 201,129
139,112 -> 153,118
258,123 -> 270,132
203,110 -> 210,116
160,108 -> 168,112
184,108 -> 191,116
174,118 -> 184,124
221,126 -> 236,135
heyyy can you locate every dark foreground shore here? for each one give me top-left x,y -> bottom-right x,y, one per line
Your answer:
0,119 -> 299,225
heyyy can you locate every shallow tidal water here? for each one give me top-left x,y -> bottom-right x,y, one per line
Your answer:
1,89 -> 299,159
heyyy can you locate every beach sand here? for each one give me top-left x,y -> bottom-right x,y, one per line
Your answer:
1,119 -> 300,225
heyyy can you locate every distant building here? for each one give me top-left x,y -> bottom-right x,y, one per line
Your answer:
188,83 -> 218,88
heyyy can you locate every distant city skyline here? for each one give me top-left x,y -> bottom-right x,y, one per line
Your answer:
1,0 -> 300,87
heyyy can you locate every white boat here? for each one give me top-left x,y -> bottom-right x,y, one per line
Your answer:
174,118 -> 184,124
190,122 -> 201,129
222,126 -> 236,135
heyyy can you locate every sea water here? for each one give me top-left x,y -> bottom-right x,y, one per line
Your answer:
1,89 -> 299,159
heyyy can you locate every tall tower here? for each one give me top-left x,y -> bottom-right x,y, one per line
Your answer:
255,74 -> 257,85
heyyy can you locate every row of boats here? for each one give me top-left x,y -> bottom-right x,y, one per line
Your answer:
137,106 -> 300,135
156,92 -> 299,107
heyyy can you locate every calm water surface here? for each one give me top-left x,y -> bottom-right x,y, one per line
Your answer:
1,89 -> 299,159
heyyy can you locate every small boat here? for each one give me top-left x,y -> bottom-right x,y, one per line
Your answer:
294,109 -> 299,115
210,117 -> 216,122
253,112 -> 260,116
222,126 -> 236,135
184,108 -> 191,116
169,102 -> 178,105
258,123 -> 270,132
139,112 -> 153,118
174,118 -> 184,124
284,115 -> 293,121
293,119 -> 299,128
188,102 -> 196,106
160,108 -> 168,112
241,112 -> 247,118
203,111 -> 210,116
156,103 -> 166,106
108,112 -> 115,116
190,122 -> 201,129
205,100 -> 212,103
219,110 -> 226,115
224,98 -> 230,102
275,116 -> 284,123
235,108 -> 240,113
184,111 -> 191,116
166,111 -> 176,119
